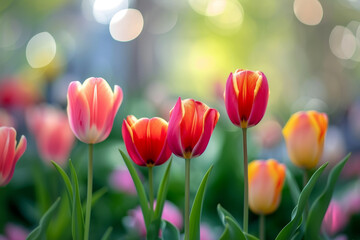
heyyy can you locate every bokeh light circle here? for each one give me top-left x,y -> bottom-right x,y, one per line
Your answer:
293,0 -> 323,26
93,0 -> 128,24
26,32 -> 57,68
329,26 -> 356,60
109,9 -> 144,42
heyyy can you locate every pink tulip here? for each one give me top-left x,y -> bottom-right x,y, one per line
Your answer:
0,109 -> 15,127
109,167 -> 137,195
26,104 -> 75,166
128,201 -> 183,236
200,224 -> 216,240
4,223 -> 28,240
0,127 -> 27,186
67,77 -> 123,144
167,98 -> 219,159
224,69 -> 269,128
322,201 -> 348,236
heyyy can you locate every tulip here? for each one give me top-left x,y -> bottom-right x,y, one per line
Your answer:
26,105 -> 74,166
109,167 -> 138,195
0,109 -> 15,127
224,69 -> 269,129
248,159 -> 286,215
322,201 -> 348,236
122,115 -> 172,167
167,97 -> 219,240
128,201 -> 183,237
3,223 -> 29,240
282,111 -> 328,169
167,98 -> 220,159
67,77 -> 123,144
0,127 -> 27,186
200,224 -> 216,240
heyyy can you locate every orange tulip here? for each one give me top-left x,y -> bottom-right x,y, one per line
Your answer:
26,105 -> 75,166
283,111 -> 328,169
224,69 -> 269,128
67,77 -> 123,144
0,127 -> 27,186
248,159 -> 286,215
122,116 -> 172,167
167,98 -> 220,159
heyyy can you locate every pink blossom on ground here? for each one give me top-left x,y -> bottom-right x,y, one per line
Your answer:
109,167 -> 137,195
200,224 -> 215,240
4,223 -> 28,240
322,201 -> 348,236
128,201 -> 183,236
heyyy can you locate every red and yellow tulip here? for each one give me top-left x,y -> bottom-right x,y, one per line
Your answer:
283,111 -> 328,169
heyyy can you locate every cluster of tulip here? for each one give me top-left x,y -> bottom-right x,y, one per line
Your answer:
0,69 -> 348,240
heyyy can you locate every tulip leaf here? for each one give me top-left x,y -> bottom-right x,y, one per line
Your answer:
147,159 -> 173,240
286,169 -> 301,206
245,233 -> 260,240
52,160 -> 73,207
217,204 -> 239,227
162,220 -> 180,240
82,187 -> 107,209
27,198 -> 61,240
189,165 -> 213,240
220,217 -> 247,240
69,160 -> 84,240
100,227 -> 113,240
305,153 -> 351,240
119,149 -> 150,227
275,163 -> 328,240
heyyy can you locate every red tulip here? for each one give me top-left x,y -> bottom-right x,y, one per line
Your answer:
0,127 -> 27,186
167,98 -> 219,159
26,105 -> 75,166
122,115 -> 172,167
224,69 -> 269,128
67,77 -> 123,144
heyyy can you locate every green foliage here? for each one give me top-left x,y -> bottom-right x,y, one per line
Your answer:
100,227 -> 113,240
286,169 -> 301,206
305,153 -> 351,240
189,165 -> 213,240
52,161 -> 73,207
162,220 -> 181,240
275,163 -> 328,240
27,198 -> 61,240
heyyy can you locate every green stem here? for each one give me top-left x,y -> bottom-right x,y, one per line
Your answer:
260,214 -> 265,240
185,158 -> 191,240
149,166 -> 154,213
303,169 -> 309,221
242,128 -> 249,233
84,144 -> 94,240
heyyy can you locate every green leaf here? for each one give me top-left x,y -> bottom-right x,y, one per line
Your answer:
52,161 -> 73,207
286,169 -> 301,206
69,160 -> 84,240
82,187 -> 107,209
147,159 -> 173,240
217,204 -> 239,227
100,227 -> 113,240
223,217 -> 247,240
27,198 -> 61,240
119,149 -> 150,226
189,165 -> 213,240
245,233 -> 260,240
162,220 -> 180,240
275,163 -> 328,240
305,153 -> 351,240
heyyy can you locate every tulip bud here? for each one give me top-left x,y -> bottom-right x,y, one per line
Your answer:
122,116 -> 172,167
283,111 -> 328,169
224,69 -> 269,128
248,159 -> 286,215
0,127 -> 27,186
167,98 -> 219,159
67,77 -> 123,144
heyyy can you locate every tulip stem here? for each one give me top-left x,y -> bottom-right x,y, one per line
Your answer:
149,166 -> 154,213
259,214 -> 265,240
84,144 -> 94,240
303,169 -> 309,220
242,128 -> 249,233
185,158 -> 191,240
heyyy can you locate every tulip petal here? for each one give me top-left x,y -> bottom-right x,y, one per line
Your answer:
192,108 -> 220,158
167,98 -> 185,157
224,72 -> 241,126
248,72 -> 269,127
67,81 -> 91,142
149,118 -> 171,165
0,128 -> 16,182
122,119 -> 146,166
4,135 -> 27,185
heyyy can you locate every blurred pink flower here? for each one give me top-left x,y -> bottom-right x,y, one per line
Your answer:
128,201 -> 183,236
322,201 -> 348,236
2,223 -> 29,240
26,104 -> 75,166
341,185 -> 360,216
200,224 -> 215,240
0,109 -> 15,127
341,153 -> 360,179
0,77 -> 40,110
253,119 -> 282,148
320,126 -> 346,167
109,167 -> 137,195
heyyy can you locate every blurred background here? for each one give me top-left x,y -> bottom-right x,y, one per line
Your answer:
1,0 -> 360,239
